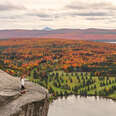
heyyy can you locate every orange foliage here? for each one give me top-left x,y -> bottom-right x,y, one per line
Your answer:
0,38 -> 116,74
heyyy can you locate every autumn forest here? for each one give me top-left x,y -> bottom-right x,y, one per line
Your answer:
0,38 -> 116,99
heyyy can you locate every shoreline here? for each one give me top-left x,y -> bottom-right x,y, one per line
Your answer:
49,94 -> 116,102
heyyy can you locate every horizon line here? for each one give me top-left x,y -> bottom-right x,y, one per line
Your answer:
0,28 -> 116,31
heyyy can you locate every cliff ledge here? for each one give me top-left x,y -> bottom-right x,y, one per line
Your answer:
0,70 -> 49,116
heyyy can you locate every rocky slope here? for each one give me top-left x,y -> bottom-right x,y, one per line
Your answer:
0,70 -> 49,116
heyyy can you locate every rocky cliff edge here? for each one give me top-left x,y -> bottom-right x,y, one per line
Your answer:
0,70 -> 49,116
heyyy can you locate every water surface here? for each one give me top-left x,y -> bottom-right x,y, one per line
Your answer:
48,96 -> 116,116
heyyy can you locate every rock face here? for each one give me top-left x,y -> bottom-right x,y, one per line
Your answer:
0,70 -> 49,116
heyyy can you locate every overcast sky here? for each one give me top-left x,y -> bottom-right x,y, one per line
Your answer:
0,0 -> 116,29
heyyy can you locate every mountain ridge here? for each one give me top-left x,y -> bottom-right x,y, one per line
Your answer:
0,28 -> 116,41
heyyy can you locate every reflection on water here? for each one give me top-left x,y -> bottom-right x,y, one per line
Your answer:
48,96 -> 116,116
108,42 -> 116,43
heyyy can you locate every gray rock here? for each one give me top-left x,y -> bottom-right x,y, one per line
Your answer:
0,70 -> 49,116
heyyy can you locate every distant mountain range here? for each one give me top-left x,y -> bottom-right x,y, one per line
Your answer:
0,28 -> 116,41
42,27 -> 53,31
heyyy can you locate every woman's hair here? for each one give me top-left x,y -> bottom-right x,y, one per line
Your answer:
21,75 -> 24,78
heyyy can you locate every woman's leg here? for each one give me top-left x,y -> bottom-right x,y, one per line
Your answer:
21,85 -> 25,90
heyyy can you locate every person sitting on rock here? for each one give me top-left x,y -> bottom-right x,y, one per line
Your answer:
20,75 -> 25,90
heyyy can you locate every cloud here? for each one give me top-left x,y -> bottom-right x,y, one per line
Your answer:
27,12 -> 51,18
63,1 -> 115,20
40,18 -> 53,21
86,17 -> 107,21
70,12 -> 109,17
0,15 -> 24,20
0,3 -> 26,11
0,0 -> 116,29
66,2 -> 116,11
25,9 -> 58,21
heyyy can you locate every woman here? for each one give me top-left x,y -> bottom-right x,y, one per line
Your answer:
20,75 -> 25,90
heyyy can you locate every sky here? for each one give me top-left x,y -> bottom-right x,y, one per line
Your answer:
0,0 -> 116,29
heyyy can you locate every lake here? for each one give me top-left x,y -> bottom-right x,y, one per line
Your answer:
107,42 -> 116,44
48,95 -> 116,116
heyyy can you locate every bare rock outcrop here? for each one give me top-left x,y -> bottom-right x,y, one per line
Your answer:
0,70 -> 49,116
